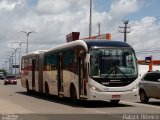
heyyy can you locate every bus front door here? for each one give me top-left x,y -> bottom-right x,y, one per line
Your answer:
32,58 -> 36,90
78,58 -> 87,98
57,54 -> 64,96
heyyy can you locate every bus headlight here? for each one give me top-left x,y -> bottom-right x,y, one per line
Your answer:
89,85 -> 101,92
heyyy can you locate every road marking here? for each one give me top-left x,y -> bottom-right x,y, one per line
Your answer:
121,101 -> 160,109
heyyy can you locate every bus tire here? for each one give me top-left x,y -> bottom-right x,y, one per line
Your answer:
26,80 -> 31,94
140,90 -> 149,103
45,83 -> 50,98
110,100 -> 120,105
70,85 -> 78,104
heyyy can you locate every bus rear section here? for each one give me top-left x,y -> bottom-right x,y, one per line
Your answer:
21,50 -> 46,93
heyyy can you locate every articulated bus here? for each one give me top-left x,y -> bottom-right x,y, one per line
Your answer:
21,40 -> 138,104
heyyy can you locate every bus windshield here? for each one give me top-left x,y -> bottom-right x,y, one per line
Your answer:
89,47 -> 138,79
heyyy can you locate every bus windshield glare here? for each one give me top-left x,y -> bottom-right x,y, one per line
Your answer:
89,47 -> 138,79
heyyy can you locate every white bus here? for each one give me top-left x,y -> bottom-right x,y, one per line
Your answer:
21,40 -> 138,104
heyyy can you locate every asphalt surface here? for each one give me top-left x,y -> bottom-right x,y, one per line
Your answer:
0,80 -> 160,120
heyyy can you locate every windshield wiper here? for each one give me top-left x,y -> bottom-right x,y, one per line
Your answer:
116,66 -> 129,79
105,66 -> 129,79
105,67 -> 116,78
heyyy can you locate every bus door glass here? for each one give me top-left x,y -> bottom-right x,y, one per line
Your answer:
32,58 -> 36,89
57,53 -> 64,93
78,49 -> 87,97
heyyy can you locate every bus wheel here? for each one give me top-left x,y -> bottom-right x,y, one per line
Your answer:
45,83 -> 50,98
26,81 -> 31,94
70,86 -> 77,104
110,100 -> 120,105
140,90 -> 149,103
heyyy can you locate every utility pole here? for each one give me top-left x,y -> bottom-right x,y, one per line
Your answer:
119,20 -> 130,42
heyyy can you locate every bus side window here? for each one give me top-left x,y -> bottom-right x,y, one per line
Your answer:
22,58 -> 25,69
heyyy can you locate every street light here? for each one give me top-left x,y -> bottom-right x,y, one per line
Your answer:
4,60 -> 8,72
12,41 -> 26,74
21,31 -> 36,53
6,54 -> 14,74
89,0 -> 92,38
11,48 -> 19,75
5,57 -> 12,74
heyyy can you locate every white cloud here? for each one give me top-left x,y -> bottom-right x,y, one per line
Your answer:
1,0 -> 160,69
90,0 -> 141,35
109,0 -> 140,19
0,0 -> 22,12
126,16 -> 160,60
36,0 -> 88,15
36,0 -> 70,14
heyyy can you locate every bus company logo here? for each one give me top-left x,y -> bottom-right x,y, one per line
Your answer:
102,82 -> 109,85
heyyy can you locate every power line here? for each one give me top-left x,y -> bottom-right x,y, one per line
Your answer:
130,24 -> 160,32
135,49 -> 160,54
136,52 -> 160,55
130,16 -> 160,32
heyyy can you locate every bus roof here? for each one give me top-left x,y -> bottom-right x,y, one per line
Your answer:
48,39 -> 132,53
84,40 -> 131,48
49,40 -> 88,52
24,50 -> 48,56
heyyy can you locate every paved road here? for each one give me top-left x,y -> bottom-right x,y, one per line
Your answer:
0,80 -> 160,120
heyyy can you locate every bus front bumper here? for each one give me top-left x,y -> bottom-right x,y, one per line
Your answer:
87,88 -> 138,101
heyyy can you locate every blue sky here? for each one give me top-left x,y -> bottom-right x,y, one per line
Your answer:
127,0 -> 160,20
94,0 -> 112,12
94,0 -> 160,20
27,0 -> 38,6
26,0 -> 160,22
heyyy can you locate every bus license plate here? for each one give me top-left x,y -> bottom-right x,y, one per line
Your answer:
112,95 -> 121,99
